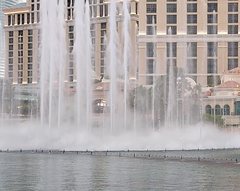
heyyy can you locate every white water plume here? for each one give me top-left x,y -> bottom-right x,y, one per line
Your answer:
122,0 -> 130,131
0,121 -> 239,151
109,0 -> 118,132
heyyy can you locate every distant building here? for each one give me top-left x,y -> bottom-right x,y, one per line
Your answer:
2,0 -> 240,88
3,0 -> 138,87
0,0 -> 19,78
202,67 -> 240,126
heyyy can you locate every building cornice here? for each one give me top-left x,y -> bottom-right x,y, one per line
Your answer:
139,34 -> 240,43
3,7 -> 30,14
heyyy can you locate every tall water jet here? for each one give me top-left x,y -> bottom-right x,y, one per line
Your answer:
122,0 -> 130,131
74,0 -> 85,128
166,27 -> 176,128
133,23 -> 139,134
212,10 -> 217,126
40,0 -> 50,126
84,1 -> 92,132
151,18 -> 157,132
57,0 -> 67,130
109,0 -> 118,132
48,0 -> 59,129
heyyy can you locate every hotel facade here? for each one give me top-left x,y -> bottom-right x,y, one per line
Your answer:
3,0 -> 240,88
0,0 -> 19,78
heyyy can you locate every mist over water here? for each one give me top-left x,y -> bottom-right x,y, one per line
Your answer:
0,121 -> 239,151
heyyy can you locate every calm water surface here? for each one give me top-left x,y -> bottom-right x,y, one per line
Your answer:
0,150 -> 240,191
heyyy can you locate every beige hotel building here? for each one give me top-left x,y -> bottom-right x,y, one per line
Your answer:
3,0 -> 240,88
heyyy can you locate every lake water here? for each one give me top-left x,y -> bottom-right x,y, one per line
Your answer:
0,150 -> 240,191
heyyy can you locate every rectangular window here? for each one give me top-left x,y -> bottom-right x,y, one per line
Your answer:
9,65 -> 13,71
69,33 -> 74,39
187,42 -> 197,57
18,78 -> 23,84
208,3 -> 218,12
28,50 -> 33,56
146,26 -> 157,35
187,26 -> 197,34
9,52 -> 13,57
228,42 -> 238,57
228,59 -> 238,70
9,31 -> 13,37
101,30 -> 106,36
27,13 -> 30,24
18,64 -> 23,70
146,43 -> 156,57
187,15 -> 197,23
207,14 -> 218,23
9,38 -> 13,44
28,43 -> 33,49
101,23 -> 106,29
207,42 -> 218,57
146,4 -> 157,13
28,37 -> 33,42
167,15 -> 177,24
8,15 -> 11,26
228,3 -> 238,12
17,14 -> 20,25
28,71 -> 32,76
28,78 -> 32,84
228,14 -> 238,23
28,57 -> 33,63
207,25 -> 218,34
100,5 -> 103,17
146,59 -> 155,73
146,15 -> 157,24
69,26 -> 74,32
18,51 -> 23,57
207,59 -> 217,73
101,45 -> 106,51
167,4 -> 177,13
18,30 -> 23,36
105,5 -> 108,16
228,25 -> 238,34
28,64 -> 33,70
28,30 -> 33,35
9,45 -> 13,50
18,71 -> 23,77
31,13 -> 34,23
22,14 -> 24,24
187,3 -> 197,12
9,58 -> 13,64
187,59 -> 197,73
18,44 -> 23,50
18,58 -> 23,63
166,26 -> 177,35
31,4 -> 34,11
167,42 -> 177,57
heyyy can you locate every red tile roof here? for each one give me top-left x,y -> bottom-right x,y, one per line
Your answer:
225,67 -> 240,74
217,80 -> 240,88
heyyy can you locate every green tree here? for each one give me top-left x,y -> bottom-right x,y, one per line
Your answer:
203,113 -> 224,127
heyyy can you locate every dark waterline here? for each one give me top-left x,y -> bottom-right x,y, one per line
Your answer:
0,150 -> 240,191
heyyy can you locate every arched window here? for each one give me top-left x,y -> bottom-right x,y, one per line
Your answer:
205,105 -> 212,115
215,105 -> 221,115
223,105 -> 230,115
